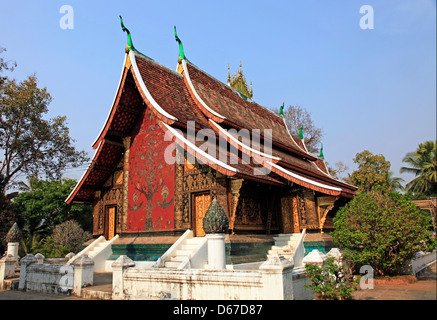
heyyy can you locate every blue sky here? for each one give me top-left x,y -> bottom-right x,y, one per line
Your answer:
1,0 -> 435,185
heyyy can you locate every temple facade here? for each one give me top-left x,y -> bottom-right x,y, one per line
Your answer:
66,21 -> 357,260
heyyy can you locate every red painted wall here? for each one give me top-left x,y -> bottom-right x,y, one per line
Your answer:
127,108 -> 175,231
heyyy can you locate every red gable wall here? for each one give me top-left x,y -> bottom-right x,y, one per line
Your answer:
127,107 -> 175,232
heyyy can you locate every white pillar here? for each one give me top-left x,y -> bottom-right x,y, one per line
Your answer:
112,255 -> 135,300
207,233 -> 226,270
18,254 -> 37,291
6,242 -> 19,259
73,255 -> 94,296
259,254 -> 294,300
302,249 -> 327,267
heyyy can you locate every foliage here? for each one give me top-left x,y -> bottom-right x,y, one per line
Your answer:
275,104 -> 323,154
349,150 -> 401,192
327,161 -> 349,180
331,188 -> 436,276
401,140 -> 437,196
51,220 -> 92,253
304,258 -> 357,300
0,50 -> 88,191
20,233 -> 70,258
11,178 -> 92,236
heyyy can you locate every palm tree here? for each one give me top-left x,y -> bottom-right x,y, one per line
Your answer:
386,171 -> 405,192
401,140 -> 437,196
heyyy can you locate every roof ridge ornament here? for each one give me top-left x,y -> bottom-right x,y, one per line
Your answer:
298,125 -> 304,139
120,16 -> 134,53
279,102 -> 284,116
319,144 -> 325,160
119,16 -> 151,59
174,26 -> 186,61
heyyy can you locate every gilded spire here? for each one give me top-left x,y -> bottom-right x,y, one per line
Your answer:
229,61 -> 253,100
227,65 -> 231,84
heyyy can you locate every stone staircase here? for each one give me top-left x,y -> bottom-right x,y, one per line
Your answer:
67,235 -> 119,272
162,237 -> 205,269
267,233 -> 302,260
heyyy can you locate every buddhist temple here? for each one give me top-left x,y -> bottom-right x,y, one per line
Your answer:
66,19 -> 357,262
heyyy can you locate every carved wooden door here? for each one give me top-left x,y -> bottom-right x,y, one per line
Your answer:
106,206 -> 116,240
193,193 -> 211,237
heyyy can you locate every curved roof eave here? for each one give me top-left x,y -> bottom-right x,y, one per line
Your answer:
159,121 -> 238,177
181,59 -> 227,123
266,160 -> 356,197
65,140 -> 104,204
92,53 -> 128,149
208,119 -> 281,163
129,50 -> 179,124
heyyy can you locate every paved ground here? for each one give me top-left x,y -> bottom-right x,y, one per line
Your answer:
1,262 -> 435,300
352,261 -> 436,300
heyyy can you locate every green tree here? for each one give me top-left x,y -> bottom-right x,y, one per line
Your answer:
349,150 -> 392,192
400,140 -> 437,196
304,257 -> 357,300
0,75 -> 89,190
11,178 -> 92,236
331,188 -> 435,276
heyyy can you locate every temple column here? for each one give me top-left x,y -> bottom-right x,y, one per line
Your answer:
121,136 -> 131,232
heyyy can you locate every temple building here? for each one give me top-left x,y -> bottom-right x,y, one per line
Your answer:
66,20 -> 357,262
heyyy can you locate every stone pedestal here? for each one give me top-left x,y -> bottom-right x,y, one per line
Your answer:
207,233 -> 226,270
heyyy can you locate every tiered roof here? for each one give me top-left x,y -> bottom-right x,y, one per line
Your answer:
66,24 -> 357,204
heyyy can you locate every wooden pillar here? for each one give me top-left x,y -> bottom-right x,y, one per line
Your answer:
174,146 -> 184,230
280,194 -> 294,234
121,136 -> 131,232
228,178 -> 243,234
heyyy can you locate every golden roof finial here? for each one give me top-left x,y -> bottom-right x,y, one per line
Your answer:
227,64 -> 231,84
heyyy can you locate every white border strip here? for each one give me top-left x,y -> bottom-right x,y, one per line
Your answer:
92,54 -> 128,147
209,119 -> 281,161
266,161 -> 342,192
182,59 -> 226,120
162,122 -> 238,173
130,51 -> 179,121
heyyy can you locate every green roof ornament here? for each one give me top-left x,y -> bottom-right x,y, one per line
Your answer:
279,102 -> 284,116
119,16 -> 151,59
319,144 -> 324,160
120,15 -> 135,53
298,125 -> 304,139
174,26 -> 186,61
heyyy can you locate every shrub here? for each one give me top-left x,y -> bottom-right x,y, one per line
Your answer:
51,220 -> 92,253
304,258 -> 357,300
331,188 -> 436,276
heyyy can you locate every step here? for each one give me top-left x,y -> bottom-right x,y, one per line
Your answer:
175,250 -> 191,256
171,255 -> 187,262
185,238 -> 204,245
80,288 -> 112,300
181,244 -> 197,250
164,261 -> 181,268
271,245 -> 294,251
